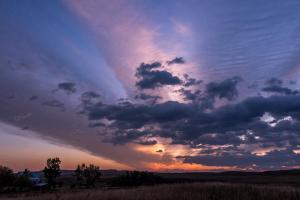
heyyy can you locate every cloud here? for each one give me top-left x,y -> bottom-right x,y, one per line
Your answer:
183,74 -> 202,87
175,76 -> 242,108
41,99 -> 65,111
176,88 -> 201,101
180,149 -> 300,170
135,62 -> 182,89
262,78 -> 299,95
29,95 -> 38,101
262,86 -> 299,95
80,91 -> 101,106
79,81 -> 300,169
205,76 -> 242,101
265,78 -> 283,86
57,82 -> 77,94
135,93 -> 162,104
166,57 -> 185,65
135,140 -> 157,146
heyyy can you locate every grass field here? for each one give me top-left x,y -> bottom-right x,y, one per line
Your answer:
1,182 -> 300,200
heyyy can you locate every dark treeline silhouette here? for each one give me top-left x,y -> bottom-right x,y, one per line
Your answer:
0,167 -> 32,192
0,157 -> 166,193
0,157 -> 103,193
73,164 -> 101,188
111,171 -> 163,186
2,157 -> 300,196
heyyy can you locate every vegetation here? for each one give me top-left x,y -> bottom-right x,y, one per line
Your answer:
0,166 -> 15,189
0,167 -> 32,192
14,169 -> 32,190
1,183 -> 300,200
74,164 -> 101,187
112,171 -> 163,186
43,157 -> 61,188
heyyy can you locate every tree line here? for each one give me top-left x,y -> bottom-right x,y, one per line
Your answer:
0,157 -> 101,191
0,157 -> 164,193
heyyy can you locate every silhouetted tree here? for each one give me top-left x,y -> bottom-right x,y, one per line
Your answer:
0,165 -> 15,189
113,171 -> 163,186
23,169 -> 31,177
74,164 -> 84,186
43,157 -> 61,188
14,169 -> 32,190
75,164 -> 101,187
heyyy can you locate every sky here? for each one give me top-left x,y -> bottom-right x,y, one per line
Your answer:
1,0 -> 300,172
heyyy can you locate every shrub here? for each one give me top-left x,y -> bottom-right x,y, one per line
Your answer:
74,164 -> 101,187
14,171 -> 32,190
113,171 -> 163,186
0,165 -> 15,189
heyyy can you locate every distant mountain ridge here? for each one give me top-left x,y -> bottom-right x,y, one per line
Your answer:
29,169 -> 300,178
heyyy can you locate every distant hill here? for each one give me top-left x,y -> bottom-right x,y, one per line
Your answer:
31,169 -> 300,177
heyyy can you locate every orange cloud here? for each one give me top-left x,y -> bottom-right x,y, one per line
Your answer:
146,162 -> 233,172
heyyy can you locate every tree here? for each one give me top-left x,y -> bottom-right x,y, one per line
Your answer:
23,168 -> 31,177
43,157 -> 61,188
74,164 -> 84,186
83,164 -> 101,187
113,171 -> 163,186
14,169 -> 32,190
0,165 -> 15,189
74,164 -> 101,187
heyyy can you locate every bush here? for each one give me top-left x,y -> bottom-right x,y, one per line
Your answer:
14,175 -> 32,190
74,164 -> 101,187
112,171 -> 163,186
0,165 -> 15,189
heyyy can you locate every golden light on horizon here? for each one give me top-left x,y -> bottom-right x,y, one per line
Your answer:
146,162 -> 234,172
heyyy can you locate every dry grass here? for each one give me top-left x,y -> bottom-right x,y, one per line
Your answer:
1,182 -> 300,200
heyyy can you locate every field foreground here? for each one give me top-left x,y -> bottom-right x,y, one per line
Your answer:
1,182 -> 300,200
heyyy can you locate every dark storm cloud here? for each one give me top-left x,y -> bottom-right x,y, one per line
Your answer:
166,57 -> 185,65
183,74 -> 202,87
102,129 -> 149,145
135,93 -> 161,101
265,78 -> 282,86
80,78 -> 300,169
135,140 -> 157,146
180,149 -> 300,169
80,91 -> 101,105
78,91 -> 102,114
262,78 -> 299,95
135,93 -> 162,104
262,85 -> 299,95
57,82 -> 76,94
177,88 -> 201,101
135,62 -> 182,89
205,76 -> 242,101
176,76 -> 242,108
87,100 -> 192,123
